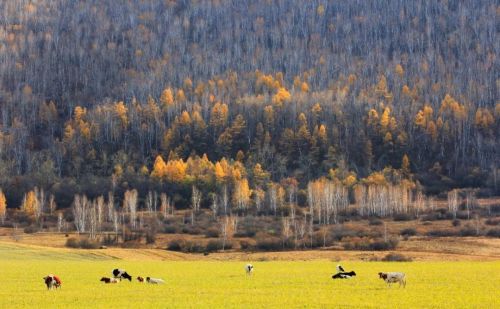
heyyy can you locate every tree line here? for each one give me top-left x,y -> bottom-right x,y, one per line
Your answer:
0,0 -> 498,210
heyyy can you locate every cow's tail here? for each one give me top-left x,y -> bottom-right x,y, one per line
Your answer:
402,274 -> 406,288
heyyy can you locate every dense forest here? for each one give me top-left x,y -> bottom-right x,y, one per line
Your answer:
0,0 -> 498,214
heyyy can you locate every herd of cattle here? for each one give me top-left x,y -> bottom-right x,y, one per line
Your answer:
44,264 -> 407,290
331,264 -> 406,287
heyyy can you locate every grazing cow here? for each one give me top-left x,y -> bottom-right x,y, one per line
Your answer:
100,277 -> 120,284
146,277 -> 165,284
245,264 -> 254,275
137,276 -> 145,283
43,274 -> 61,290
112,269 -> 132,281
378,272 -> 406,287
332,271 -> 357,279
332,264 -> 356,279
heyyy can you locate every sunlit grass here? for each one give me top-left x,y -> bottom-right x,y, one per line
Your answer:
0,245 -> 498,308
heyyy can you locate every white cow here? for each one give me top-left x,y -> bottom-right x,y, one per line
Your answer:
146,277 -> 165,284
378,272 -> 406,287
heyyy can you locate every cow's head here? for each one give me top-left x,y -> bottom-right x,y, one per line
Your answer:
378,272 -> 387,280
100,277 -> 108,282
137,276 -> 144,282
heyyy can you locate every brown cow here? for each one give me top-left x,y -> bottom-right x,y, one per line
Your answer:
43,274 -> 61,290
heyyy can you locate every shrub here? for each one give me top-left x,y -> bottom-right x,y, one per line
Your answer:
382,253 -> 412,262
205,240 -> 222,252
485,218 -> 500,226
393,213 -> 413,221
343,238 -> 399,251
426,229 -> 457,237
79,238 -> 100,249
23,225 -> 39,234
369,218 -> 383,226
205,228 -> 220,238
182,226 -> 202,235
400,228 -> 417,236
459,227 -> 478,237
330,227 -> 357,241
164,225 -> 177,234
167,239 -> 184,251
452,219 -> 461,227
102,234 -> 118,246
233,229 -> 257,238
239,240 -> 255,250
65,237 -> 80,248
486,229 -> 500,238
145,230 -> 157,244
65,237 -> 99,249
256,235 -> 282,251
183,241 -> 205,253
368,239 -> 399,250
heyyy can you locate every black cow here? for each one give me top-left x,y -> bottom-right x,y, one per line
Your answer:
112,269 -> 132,281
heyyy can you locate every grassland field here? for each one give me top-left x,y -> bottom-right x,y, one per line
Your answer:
0,242 -> 499,308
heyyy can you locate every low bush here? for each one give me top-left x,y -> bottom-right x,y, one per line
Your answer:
205,240 -> 223,252
79,238 -> 100,249
183,241 -> 205,253
181,226 -> 202,235
204,228 -> 220,238
256,235 -> 283,251
400,228 -> 417,236
167,239 -> 184,251
164,225 -> 177,234
145,230 -> 157,244
23,225 -> 39,234
382,253 -> 412,262
486,229 -> 500,238
239,240 -> 255,250
393,213 -> 413,221
459,227 -> 478,237
343,238 -> 399,251
102,234 -> 118,246
368,218 -> 383,226
234,229 -> 257,238
426,229 -> 457,237
484,218 -> 500,226
452,219 -> 461,227
65,237 -> 80,248
65,237 -> 99,249
330,228 -> 357,241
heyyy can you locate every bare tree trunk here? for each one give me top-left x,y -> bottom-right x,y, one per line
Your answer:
211,194 -> 218,218
448,190 -> 459,219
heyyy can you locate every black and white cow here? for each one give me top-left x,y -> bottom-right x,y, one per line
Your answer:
245,264 -> 254,275
332,264 -> 356,279
332,271 -> 357,279
43,274 -> 62,290
378,272 -> 406,287
112,269 -> 132,281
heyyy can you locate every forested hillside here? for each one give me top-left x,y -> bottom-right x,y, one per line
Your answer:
0,0 -> 498,210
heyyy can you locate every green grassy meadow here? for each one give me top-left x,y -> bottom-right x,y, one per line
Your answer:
0,243 -> 498,308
